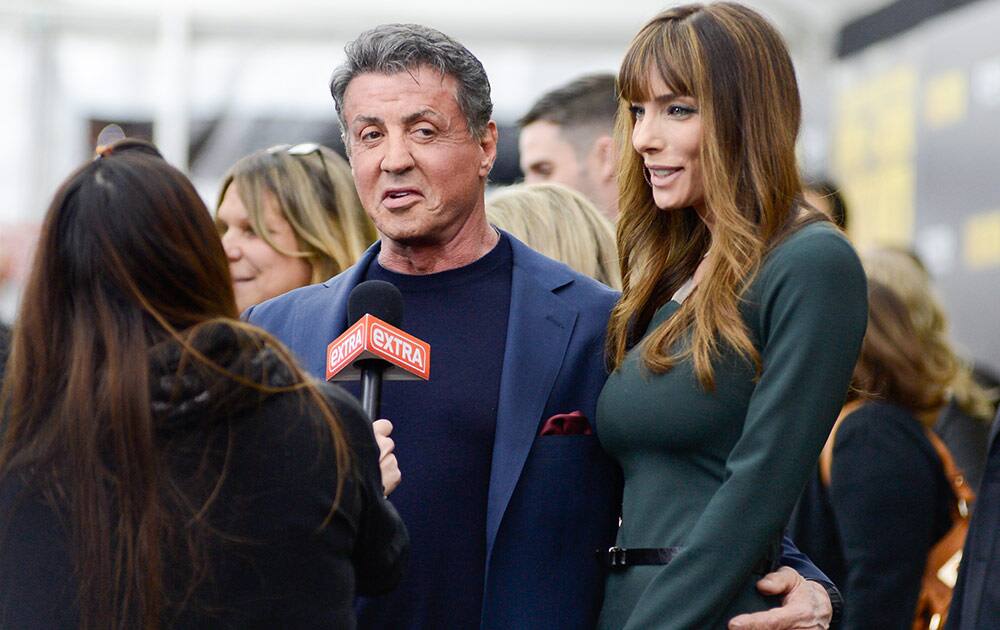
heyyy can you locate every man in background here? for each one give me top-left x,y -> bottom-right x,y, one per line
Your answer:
949,405 -> 1000,628
518,73 -> 620,221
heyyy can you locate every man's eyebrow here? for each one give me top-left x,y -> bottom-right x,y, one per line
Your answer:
350,114 -> 383,127
402,109 -> 444,126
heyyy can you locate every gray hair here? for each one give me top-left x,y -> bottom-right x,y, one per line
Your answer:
330,24 -> 493,143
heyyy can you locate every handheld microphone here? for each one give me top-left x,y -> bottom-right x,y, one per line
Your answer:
327,280 -> 430,421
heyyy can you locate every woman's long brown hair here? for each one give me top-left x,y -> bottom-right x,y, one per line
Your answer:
0,139 -> 351,628
861,247 -> 997,421
848,278 -> 955,422
607,3 -> 821,387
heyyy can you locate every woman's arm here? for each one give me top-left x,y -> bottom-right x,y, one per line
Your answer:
621,230 -> 868,629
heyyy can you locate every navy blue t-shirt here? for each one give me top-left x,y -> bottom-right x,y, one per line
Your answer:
353,234 -> 512,629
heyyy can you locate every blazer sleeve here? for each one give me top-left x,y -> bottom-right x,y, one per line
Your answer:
830,408 -> 945,629
778,532 -> 834,588
620,231 -> 868,629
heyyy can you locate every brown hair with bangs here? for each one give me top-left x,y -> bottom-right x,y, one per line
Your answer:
607,2 -> 822,387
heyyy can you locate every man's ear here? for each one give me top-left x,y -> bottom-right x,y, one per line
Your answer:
479,120 -> 499,177
593,135 -> 616,181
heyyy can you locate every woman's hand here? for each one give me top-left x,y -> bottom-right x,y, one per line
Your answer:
372,419 -> 401,496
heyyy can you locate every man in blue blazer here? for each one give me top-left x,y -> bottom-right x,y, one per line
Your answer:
245,22 -> 837,630
948,405 -> 1000,628
248,233 -> 622,629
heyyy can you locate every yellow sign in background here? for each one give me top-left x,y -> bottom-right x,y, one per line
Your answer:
964,211 -> 1000,269
833,66 -> 917,248
833,64 -> 997,272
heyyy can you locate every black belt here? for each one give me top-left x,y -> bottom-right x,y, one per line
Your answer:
597,545 -> 777,575
598,546 -> 680,569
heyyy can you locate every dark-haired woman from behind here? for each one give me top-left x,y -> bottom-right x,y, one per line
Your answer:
0,139 -> 407,629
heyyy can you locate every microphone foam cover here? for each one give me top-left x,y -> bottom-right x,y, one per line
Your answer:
348,280 -> 404,328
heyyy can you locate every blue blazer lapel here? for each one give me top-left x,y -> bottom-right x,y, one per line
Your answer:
485,238 -> 578,562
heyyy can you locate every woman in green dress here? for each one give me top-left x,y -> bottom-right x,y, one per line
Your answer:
596,4 -> 869,628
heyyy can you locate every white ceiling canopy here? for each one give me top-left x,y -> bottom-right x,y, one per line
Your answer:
7,0 -> 897,46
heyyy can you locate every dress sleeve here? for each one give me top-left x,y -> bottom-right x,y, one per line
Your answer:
830,408 -> 945,628
621,230 -> 868,629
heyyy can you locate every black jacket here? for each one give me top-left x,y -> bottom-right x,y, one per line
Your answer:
0,324 -> 408,628
934,398 -> 992,493
789,402 -> 952,629
948,406 -> 1000,629
0,322 -> 10,384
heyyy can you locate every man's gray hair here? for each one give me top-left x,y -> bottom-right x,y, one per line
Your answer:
330,24 -> 493,142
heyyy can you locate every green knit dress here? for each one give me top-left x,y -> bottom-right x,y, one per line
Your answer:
596,223 -> 868,629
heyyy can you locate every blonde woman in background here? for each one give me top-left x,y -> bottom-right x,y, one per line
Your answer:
216,143 -> 377,312
862,246 -> 998,489
487,183 -> 621,289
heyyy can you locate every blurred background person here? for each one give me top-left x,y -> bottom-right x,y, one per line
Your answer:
949,402 -> 1000,628
487,182 -> 621,289
802,178 -> 848,232
0,251 -> 10,380
518,73 -> 620,221
863,246 -> 998,491
0,320 -> 9,383
0,139 -> 407,628
789,275 -> 959,629
216,143 -> 376,313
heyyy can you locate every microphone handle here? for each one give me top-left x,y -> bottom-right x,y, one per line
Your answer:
360,365 -> 384,422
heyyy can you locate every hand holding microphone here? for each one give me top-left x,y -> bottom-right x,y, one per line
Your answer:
373,419 -> 401,496
327,280 -> 430,497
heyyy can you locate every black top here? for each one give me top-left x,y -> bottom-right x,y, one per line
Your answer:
948,406 -> 1000,629
352,235 -> 513,629
789,402 -> 952,630
934,398 -> 992,493
0,324 -> 408,629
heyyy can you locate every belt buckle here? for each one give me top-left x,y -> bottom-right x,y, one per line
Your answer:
608,546 -> 627,567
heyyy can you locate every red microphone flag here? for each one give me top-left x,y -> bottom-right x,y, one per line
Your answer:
326,314 -> 431,382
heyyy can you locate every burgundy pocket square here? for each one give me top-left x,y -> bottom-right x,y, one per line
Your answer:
539,410 -> 593,436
